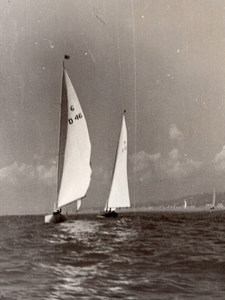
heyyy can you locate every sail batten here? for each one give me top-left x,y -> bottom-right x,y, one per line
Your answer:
105,115 -> 130,210
57,69 -> 92,208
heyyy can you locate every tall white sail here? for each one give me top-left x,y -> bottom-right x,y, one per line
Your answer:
212,187 -> 216,207
57,69 -> 92,208
105,115 -> 130,211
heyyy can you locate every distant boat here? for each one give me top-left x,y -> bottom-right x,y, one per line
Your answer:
44,56 -> 92,223
99,111 -> 130,218
184,200 -> 187,209
210,187 -> 216,211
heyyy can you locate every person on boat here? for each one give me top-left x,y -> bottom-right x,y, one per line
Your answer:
55,208 -> 61,214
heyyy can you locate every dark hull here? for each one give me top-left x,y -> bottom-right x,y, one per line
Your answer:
44,212 -> 67,224
99,211 -> 118,218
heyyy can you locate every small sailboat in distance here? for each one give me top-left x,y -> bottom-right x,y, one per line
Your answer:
210,187 -> 216,211
44,55 -> 92,223
99,111 -> 130,218
184,200 -> 187,209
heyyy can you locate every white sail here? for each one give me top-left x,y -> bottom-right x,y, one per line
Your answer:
105,115 -> 130,211
76,199 -> 82,211
212,187 -> 216,207
184,200 -> 187,209
57,69 -> 92,208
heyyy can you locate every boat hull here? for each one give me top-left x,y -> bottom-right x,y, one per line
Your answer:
44,212 -> 67,224
98,211 -> 118,218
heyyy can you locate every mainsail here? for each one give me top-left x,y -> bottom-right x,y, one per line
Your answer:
212,187 -> 216,208
105,114 -> 130,211
57,68 -> 92,209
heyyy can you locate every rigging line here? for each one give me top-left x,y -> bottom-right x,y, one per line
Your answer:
131,0 -> 137,209
103,0 -> 106,17
115,1 -> 124,111
83,40 -> 96,64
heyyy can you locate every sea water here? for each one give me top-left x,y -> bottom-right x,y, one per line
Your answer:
0,211 -> 224,299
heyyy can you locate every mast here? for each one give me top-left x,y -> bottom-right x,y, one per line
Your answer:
56,55 -> 70,209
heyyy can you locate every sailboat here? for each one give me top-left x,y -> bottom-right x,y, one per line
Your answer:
44,56 -> 92,223
184,200 -> 187,209
210,187 -> 216,211
99,111 -> 130,218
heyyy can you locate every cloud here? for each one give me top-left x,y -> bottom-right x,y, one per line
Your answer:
168,148 -> 179,160
169,124 -> 184,141
0,160 -> 56,185
212,146 -> 225,171
132,151 -> 161,173
132,122 -> 202,183
132,149 -> 202,182
164,148 -> 202,179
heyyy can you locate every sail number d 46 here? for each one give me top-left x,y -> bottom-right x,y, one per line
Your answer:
68,113 -> 83,125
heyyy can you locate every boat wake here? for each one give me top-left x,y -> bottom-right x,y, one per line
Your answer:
58,220 -> 99,242
60,220 -> 99,236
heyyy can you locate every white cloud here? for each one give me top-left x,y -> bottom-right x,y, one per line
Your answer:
169,124 -> 184,141
132,149 -> 202,181
164,148 -> 202,179
0,160 -> 56,185
168,148 -> 179,160
132,122 -> 201,182
132,151 -> 161,172
212,146 -> 225,171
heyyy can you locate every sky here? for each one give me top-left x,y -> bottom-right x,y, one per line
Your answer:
1,0 -> 225,215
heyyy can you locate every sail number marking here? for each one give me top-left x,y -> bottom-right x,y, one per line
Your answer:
122,141 -> 127,152
122,146 -> 127,152
68,105 -> 83,124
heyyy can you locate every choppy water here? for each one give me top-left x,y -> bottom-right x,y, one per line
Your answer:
0,211 -> 225,299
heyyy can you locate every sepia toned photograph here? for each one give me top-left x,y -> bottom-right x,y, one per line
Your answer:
0,0 -> 225,299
